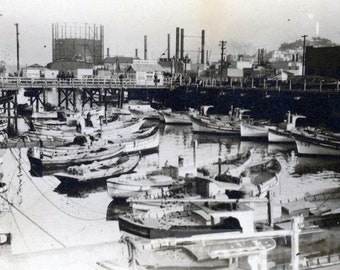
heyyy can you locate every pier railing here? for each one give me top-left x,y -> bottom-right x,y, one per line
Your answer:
0,77 -> 173,89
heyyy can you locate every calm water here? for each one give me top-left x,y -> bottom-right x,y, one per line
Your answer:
1,122 -> 340,255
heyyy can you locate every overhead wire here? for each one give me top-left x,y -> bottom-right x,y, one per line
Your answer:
0,193 -> 66,248
12,147 -> 108,216
9,148 -> 106,221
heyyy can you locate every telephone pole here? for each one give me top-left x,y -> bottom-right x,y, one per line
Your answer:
302,34 -> 308,76
219,40 -> 227,86
15,23 -> 20,76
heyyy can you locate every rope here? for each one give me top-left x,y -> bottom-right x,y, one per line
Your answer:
10,148 -> 105,221
0,194 -> 66,248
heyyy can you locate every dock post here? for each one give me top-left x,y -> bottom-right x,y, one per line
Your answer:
303,79 -> 306,91
218,158 -> 221,175
289,79 -> 292,91
291,215 -> 303,270
267,191 -> 274,227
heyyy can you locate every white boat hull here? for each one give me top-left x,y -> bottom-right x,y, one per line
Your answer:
268,129 -> 294,143
294,136 -> 340,156
162,112 -> 191,125
240,123 -> 271,138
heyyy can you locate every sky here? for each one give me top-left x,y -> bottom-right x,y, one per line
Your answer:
0,0 -> 340,68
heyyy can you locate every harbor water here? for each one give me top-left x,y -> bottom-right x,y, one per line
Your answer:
0,122 -> 340,262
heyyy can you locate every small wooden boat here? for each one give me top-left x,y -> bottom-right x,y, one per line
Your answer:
27,145 -> 125,176
268,111 -> 306,143
54,153 -> 140,184
293,128 -> 340,156
107,172 -> 180,199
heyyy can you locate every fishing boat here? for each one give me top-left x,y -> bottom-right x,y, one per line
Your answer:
292,128 -> 340,156
27,145 -> 125,176
54,153 -> 140,184
159,111 -> 192,125
268,111 -> 307,143
118,200 -> 255,239
240,119 -> 275,139
190,114 -> 240,135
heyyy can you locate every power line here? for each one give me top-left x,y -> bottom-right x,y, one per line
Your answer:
9,149 -> 106,221
0,193 -> 66,248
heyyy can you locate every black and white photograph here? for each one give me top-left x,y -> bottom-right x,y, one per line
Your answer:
0,0 -> 340,269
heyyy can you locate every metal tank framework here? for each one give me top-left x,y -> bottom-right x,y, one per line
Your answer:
52,23 -> 104,65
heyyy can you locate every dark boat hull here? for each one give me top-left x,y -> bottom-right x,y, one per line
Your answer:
118,216 -> 241,239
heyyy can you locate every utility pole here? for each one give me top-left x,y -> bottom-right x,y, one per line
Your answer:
219,40 -> 227,87
302,34 -> 308,76
15,23 -> 20,76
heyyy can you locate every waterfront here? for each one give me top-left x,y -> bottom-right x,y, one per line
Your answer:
0,122 -> 339,268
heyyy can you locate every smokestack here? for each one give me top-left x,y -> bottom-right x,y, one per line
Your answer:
206,50 -> 209,65
180,28 -> 184,60
175,27 -> 180,61
258,49 -> 261,64
201,30 -> 205,64
167,34 -> 170,60
107,48 -> 110,57
135,49 -> 138,58
144,35 -> 147,60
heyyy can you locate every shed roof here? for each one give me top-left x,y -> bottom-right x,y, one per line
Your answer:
127,63 -> 165,72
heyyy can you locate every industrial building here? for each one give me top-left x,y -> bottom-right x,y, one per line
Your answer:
48,23 -> 104,72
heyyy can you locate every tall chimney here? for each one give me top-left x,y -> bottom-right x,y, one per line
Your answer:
180,28 -> 184,60
258,49 -> 261,64
167,34 -> 170,60
107,48 -> 110,57
175,27 -> 180,61
206,50 -> 209,65
144,35 -> 147,60
201,30 -> 205,64
135,49 -> 138,58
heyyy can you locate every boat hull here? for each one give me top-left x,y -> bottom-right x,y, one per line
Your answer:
294,133 -> 340,156
118,216 -> 241,239
191,115 -> 239,135
240,122 -> 270,138
268,128 -> 294,143
162,112 -> 192,125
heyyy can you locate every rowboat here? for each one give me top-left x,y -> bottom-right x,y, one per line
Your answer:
107,173 -> 180,199
27,145 -> 125,176
54,153 -> 140,184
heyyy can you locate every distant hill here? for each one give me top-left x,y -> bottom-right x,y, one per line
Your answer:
279,37 -> 338,51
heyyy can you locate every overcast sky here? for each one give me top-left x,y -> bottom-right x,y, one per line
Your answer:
0,0 -> 339,67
